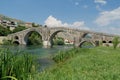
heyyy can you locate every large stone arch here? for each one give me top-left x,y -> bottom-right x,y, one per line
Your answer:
81,33 -> 93,39
79,40 -> 96,48
49,29 -> 74,46
24,30 -> 44,45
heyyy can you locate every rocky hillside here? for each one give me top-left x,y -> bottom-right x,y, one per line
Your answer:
0,14 -> 25,25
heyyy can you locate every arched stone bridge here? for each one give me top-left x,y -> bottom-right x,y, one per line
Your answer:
7,27 -> 117,47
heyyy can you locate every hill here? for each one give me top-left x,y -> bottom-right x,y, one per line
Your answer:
0,14 -> 25,25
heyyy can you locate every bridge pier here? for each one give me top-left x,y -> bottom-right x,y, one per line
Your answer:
43,41 -> 51,48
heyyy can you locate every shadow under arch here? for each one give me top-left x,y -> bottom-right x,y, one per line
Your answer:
24,30 -> 43,45
49,30 -> 74,47
13,41 -> 20,45
79,40 -> 96,48
14,36 -> 19,40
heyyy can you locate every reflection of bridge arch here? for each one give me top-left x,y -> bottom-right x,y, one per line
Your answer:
24,30 -> 43,45
79,40 -> 96,48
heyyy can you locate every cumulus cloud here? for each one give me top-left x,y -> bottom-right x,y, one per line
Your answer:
94,0 -> 107,5
95,7 -> 120,26
44,15 -> 89,30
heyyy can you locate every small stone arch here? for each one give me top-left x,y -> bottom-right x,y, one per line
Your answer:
49,30 -> 73,46
109,41 -> 112,43
82,33 -> 93,39
102,41 -> 106,43
14,36 -> 19,40
13,41 -> 19,45
79,40 -> 96,48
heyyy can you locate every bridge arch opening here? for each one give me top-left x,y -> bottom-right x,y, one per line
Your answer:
109,41 -> 112,43
14,36 -> 19,40
24,31 -> 43,46
102,41 -> 106,43
79,41 -> 95,48
49,30 -> 74,46
82,33 -> 92,39
13,41 -> 19,45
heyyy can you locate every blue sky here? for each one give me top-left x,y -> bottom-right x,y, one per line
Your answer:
0,0 -> 120,35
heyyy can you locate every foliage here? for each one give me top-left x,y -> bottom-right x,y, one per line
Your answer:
52,48 -> 79,63
27,32 -> 42,45
0,49 -> 39,80
80,42 -> 94,48
12,25 -> 26,33
53,37 -> 64,45
2,39 -> 13,45
32,22 -> 39,27
0,25 -> 12,36
113,36 -> 119,49
34,47 -> 120,80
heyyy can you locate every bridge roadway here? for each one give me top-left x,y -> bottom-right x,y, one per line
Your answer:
7,27 -> 118,48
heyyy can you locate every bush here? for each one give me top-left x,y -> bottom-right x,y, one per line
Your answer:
113,36 -> 120,49
2,39 -> 13,45
52,48 -> 79,63
53,37 -> 64,45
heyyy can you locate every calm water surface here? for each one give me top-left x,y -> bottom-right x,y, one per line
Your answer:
0,45 -> 73,71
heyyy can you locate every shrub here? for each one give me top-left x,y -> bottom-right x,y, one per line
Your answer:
113,36 -> 120,49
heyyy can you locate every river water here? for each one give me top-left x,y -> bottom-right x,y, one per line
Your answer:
0,45 -> 73,71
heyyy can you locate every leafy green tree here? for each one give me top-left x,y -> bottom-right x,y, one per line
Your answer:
113,36 -> 119,49
12,25 -> 26,33
27,32 -> 42,45
53,37 -> 64,45
32,22 -> 39,27
0,25 -> 11,36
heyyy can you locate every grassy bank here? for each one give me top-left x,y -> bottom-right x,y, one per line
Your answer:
0,49 -> 39,80
35,47 -> 120,80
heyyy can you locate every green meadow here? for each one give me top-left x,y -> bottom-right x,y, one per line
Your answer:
1,47 -> 120,80
36,47 -> 120,80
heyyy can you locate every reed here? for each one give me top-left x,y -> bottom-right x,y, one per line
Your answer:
0,49 -> 39,80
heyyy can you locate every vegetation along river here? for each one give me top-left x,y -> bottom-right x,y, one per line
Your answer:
0,45 -> 73,71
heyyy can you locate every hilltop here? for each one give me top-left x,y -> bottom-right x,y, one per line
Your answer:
0,14 -> 25,25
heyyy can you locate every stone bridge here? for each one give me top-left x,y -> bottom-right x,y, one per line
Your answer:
7,27 -> 117,48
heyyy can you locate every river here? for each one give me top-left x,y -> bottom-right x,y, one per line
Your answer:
0,45 -> 73,71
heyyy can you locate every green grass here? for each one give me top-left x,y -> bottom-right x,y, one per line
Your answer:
34,47 -> 120,80
0,49 -> 39,80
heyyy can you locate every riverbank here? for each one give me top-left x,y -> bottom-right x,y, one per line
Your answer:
34,47 -> 120,80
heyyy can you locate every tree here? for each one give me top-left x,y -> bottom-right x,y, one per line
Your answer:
12,25 -> 26,33
27,32 -> 42,45
0,25 -> 11,36
53,37 -> 64,45
113,36 -> 119,49
32,22 -> 39,27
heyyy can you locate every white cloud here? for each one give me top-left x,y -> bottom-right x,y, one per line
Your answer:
94,0 -> 107,5
75,2 -> 79,6
95,7 -> 120,26
44,15 -> 89,30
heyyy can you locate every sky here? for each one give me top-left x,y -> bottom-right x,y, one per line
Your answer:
0,0 -> 120,35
